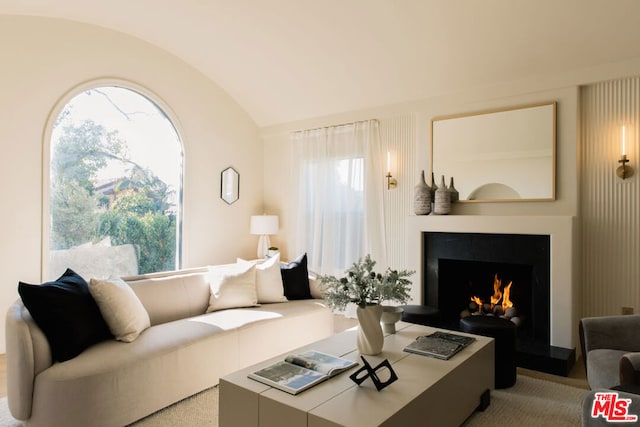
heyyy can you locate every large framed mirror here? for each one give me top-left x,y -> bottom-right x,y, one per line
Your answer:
221,166 -> 239,204
431,101 -> 556,202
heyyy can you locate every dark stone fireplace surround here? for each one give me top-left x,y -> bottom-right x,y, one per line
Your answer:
422,231 -> 575,376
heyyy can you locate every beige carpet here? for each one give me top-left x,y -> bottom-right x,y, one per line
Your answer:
0,371 -> 588,427
462,374 -> 588,426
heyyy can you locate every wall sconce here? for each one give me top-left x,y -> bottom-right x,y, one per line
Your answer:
250,215 -> 279,258
617,125 -> 634,179
386,151 -> 397,190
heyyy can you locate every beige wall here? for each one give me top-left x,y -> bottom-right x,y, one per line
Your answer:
0,16 -> 264,352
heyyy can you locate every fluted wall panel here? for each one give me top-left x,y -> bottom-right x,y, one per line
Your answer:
581,77 -> 640,316
380,114 -> 416,271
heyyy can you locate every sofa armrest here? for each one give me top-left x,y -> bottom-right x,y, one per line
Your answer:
6,300 -> 52,420
580,315 -> 640,357
620,353 -> 640,386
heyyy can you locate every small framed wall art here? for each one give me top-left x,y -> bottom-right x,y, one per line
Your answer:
220,166 -> 239,205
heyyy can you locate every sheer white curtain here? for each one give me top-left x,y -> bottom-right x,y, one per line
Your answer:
291,120 -> 386,276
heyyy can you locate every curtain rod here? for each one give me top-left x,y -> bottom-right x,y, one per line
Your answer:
291,118 -> 379,134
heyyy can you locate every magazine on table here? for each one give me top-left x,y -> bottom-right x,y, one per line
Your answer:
248,350 -> 358,395
403,331 -> 476,360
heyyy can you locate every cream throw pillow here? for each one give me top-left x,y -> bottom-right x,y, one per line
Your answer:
206,263 -> 258,312
89,276 -> 150,342
237,255 -> 287,303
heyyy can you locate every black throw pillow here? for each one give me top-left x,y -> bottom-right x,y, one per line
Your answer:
18,268 -> 112,362
280,253 -> 312,300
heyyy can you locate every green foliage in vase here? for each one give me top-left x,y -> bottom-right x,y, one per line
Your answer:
318,254 -> 415,310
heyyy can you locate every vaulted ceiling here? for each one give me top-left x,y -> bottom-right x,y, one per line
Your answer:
2,0 -> 640,127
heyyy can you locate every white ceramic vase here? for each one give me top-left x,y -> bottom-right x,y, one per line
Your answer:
356,305 -> 384,355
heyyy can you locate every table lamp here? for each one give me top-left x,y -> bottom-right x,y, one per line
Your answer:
250,215 -> 279,258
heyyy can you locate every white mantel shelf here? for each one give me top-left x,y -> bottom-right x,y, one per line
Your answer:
406,215 -> 578,350
407,214 -> 575,234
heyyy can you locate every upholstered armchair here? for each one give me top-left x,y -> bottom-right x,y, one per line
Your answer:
579,315 -> 640,390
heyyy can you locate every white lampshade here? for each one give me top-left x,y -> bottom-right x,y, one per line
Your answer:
250,215 -> 279,258
250,215 -> 279,235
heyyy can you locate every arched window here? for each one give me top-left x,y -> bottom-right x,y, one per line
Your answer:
47,85 -> 183,279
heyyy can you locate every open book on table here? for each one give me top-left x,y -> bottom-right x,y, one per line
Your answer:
248,350 -> 358,395
403,331 -> 476,360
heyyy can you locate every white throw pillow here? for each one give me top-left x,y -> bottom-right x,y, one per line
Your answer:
308,275 -> 323,299
206,263 -> 258,312
89,276 -> 151,343
238,255 -> 287,303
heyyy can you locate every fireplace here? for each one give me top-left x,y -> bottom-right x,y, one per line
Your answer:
422,231 -> 574,375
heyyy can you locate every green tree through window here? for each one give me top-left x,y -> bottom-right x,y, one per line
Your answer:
49,86 -> 182,278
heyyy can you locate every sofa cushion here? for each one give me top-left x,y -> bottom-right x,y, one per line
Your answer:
89,277 -> 151,342
238,255 -> 287,303
207,263 -> 258,312
280,253 -> 312,300
17,269 -> 112,362
127,269 -> 211,326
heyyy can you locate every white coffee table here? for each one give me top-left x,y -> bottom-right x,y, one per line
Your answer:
219,322 -> 494,427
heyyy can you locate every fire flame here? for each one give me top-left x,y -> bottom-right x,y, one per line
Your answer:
470,273 -> 514,314
502,281 -> 513,311
470,296 -> 483,310
490,274 -> 502,306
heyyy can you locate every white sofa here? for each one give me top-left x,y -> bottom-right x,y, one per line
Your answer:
6,267 -> 334,426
